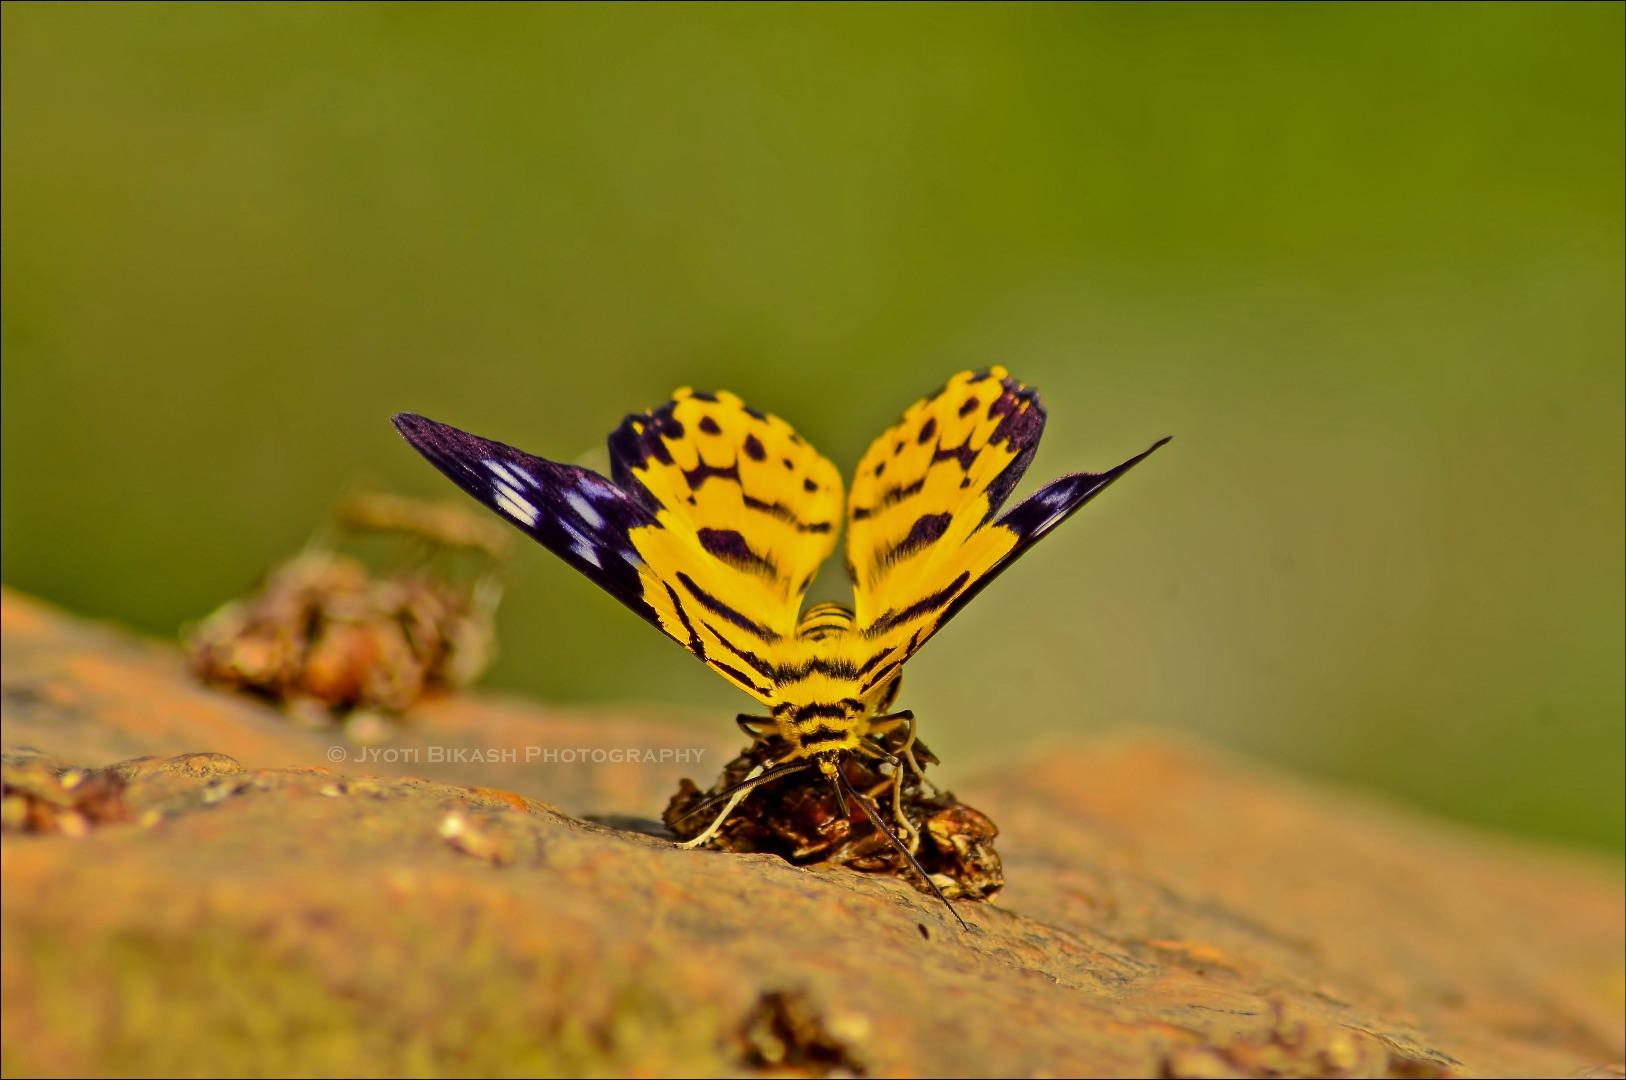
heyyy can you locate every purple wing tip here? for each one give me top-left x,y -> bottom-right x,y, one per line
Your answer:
1105,434 -> 1171,477
392,412 -> 447,450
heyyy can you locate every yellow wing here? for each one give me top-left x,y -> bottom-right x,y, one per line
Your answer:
394,389 -> 843,707
607,388 -> 845,696
846,367 -> 1167,673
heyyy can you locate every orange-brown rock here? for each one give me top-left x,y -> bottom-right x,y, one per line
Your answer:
2,588 -> 1621,1077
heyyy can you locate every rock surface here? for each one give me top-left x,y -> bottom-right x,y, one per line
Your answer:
1,588 -> 1621,1078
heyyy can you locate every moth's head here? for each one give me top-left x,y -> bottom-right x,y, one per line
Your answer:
814,753 -> 843,780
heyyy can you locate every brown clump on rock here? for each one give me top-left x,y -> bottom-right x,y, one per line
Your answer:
1,758 -> 131,836
185,494 -> 504,721
736,989 -> 868,1078
663,725 -> 1003,902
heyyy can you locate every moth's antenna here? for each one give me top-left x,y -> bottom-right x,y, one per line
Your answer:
837,768 -> 969,932
671,759 -> 812,828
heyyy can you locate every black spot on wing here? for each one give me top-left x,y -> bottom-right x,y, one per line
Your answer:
743,433 -> 766,461
684,460 -> 741,490
607,414 -> 671,513
697,527 -> 779,578
876,512 -> 953,566
699,416 -> 722,435
932,442 -> 978,471
606,399 -> 707,509
977,376 -> 1047,520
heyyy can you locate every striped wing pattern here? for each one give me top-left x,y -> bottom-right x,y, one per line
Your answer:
394,368 -> 1164,713
393,388 -> 845,705
844,366 -> 1168,672
607,388 -> 844,636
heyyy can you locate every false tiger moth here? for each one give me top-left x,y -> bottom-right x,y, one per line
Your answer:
394,368 -> 1166,910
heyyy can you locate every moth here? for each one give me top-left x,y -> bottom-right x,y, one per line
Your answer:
394,367 -> 1166,922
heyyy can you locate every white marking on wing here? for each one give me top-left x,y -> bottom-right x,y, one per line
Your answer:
484,459 -> 519,486
565,491 -> 604,529
1042,484 -> 1075,509
562,522 -> 602,567
572,541 -> 602,567
561,521 -> 597,559
492,483 -> 539,526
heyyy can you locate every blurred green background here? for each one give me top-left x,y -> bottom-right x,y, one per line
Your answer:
3,3 -> 1621,850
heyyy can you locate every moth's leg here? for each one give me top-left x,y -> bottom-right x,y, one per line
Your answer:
898,720 -> 940,797
677,758 -> 774,851
867,710 -> 912,738
853,738 -> 900,768
871,673 -> 902,716
736,714 -> 776,739
863,712 -> 923,842
870,710 -> 938,797
852,737 -> 915,840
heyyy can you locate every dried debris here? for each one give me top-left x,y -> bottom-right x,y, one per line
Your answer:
663,726 -> 1002,901
1,759 -> 131,836
1161,1003 -> 1464,1079
736,989 -> 868,1078
186,494 -> 504,720
438,810 -> 515,866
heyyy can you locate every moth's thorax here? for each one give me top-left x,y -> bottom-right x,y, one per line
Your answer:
771,696 -> 871,759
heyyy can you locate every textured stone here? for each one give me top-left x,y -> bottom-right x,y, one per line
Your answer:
1,588 -> 1621,1077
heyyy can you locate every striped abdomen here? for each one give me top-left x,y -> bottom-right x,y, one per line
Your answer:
769,603 -> 871,764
